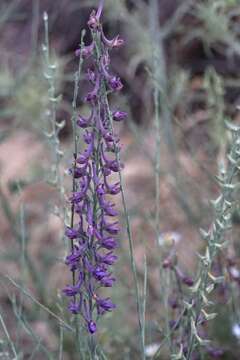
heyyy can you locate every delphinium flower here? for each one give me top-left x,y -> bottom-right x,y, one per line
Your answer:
63,0 -> 126,335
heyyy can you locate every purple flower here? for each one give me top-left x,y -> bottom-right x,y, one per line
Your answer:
68,300 -> 81,314
100,55 -> 123,92
65,227 -> 78,240
168,297 -> 178,309
65,246 -> 86,267
100,275 -> 116,287
62,284 -> 80,297
182,276 -> 194,287
100,198 -> 118,216
96,184 -> 105,196
87,68 -> 97,83
77,116 -> 91,128
77,107 -> 95,129
88,320 -> 97,334
77,142 -> 94,164
63,0 -> 126,335
84,74 -> 100,103
104,178 -> 121,194
109,76 -> 123,91
83,130 -> 94,144
96,297 -> 116,314
101,147 -> 123,172
103,220 -> 120,235
175,266 -> 194,287
100,237 -> 118,250
112,110 -> 127,121
94,265 -> 108,280
99,251 -> 118,265
73,164 -> 88,178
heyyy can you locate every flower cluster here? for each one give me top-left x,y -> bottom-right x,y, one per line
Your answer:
63,0 -> 126,334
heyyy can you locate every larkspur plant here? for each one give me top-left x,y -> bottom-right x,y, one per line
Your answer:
62,0 -> 126,335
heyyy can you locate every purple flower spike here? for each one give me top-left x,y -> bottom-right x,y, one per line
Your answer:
63,0 -> 126,335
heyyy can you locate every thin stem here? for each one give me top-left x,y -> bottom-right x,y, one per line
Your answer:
150,0 -> 161,244
69,31 -> 87,356
58,321 -> 63,360
0,186 -> 45,300
15,194 -> 26,349
5,275 -> 73,332
69,30 -> 86,287
89,335 -> 97,360
0,308 -> 18,358
142,255 -> 148,354
149,0 -> 172,353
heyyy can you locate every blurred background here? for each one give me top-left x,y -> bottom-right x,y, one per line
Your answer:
1,0 -> 240,358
